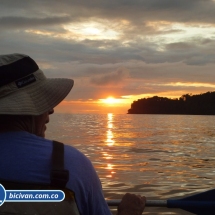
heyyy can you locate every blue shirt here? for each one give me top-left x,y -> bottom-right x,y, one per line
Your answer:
0,131 -> 111,215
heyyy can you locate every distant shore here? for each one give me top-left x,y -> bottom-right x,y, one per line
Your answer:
128,91 -> 215,115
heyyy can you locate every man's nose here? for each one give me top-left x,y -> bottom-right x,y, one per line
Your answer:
49,109 -> 54,115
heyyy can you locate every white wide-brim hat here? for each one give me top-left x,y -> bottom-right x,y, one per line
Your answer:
0,53 -> 74,115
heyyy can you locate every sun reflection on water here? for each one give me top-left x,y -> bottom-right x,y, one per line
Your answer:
106,113 -> 115,146
103,113 -> 117,178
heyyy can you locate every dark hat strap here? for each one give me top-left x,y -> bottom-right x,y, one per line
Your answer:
50,141 -> 69,188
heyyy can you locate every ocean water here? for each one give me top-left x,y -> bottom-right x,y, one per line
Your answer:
46,114 -> 215,215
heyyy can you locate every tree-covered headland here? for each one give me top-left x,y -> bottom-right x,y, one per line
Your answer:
128,91 -> 215,115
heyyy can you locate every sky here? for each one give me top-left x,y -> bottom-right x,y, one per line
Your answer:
1,0 -> 215,114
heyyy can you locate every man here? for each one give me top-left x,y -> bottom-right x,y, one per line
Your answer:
0,53 -> 145,215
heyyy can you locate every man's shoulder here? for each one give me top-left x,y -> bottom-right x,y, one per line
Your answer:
51,140 -> 91,165
63,144 -> 91,163
0,131 -> 52,146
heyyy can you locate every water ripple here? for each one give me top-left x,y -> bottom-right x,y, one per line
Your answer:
46,114 -> 215,215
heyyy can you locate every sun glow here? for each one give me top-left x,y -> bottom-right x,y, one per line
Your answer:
63,21 -> 119,40
99,97 -> 122,105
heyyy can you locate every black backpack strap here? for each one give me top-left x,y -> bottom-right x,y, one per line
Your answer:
50,141 -> 69,188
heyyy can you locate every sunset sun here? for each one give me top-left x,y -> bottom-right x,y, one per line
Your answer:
104,97 -> 117,104
99,97 -> 121,105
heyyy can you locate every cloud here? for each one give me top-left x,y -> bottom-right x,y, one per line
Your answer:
1,0 -> 215,26
0,16 -> 71,29
1,0 -> 215,106
1,25 -> 215,68
90,67 -> 129,86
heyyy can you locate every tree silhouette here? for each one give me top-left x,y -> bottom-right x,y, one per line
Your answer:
128,91 -> 215,115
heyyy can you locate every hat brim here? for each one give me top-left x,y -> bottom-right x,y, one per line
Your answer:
0,78 -> 74,115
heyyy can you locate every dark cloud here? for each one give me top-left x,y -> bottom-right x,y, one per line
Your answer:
166,42 -> 193,50
1,0 -> 215,25
90,68 -> 129,86
0,16 -> 71,29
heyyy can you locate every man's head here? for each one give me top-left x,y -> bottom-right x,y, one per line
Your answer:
0,53 -> 74,137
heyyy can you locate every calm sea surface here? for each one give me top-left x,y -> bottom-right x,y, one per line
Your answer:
46,114 -> 215,215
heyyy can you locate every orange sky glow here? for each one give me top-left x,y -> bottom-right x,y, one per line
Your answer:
1,1 -> 215,114
55,86 -> 211,114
